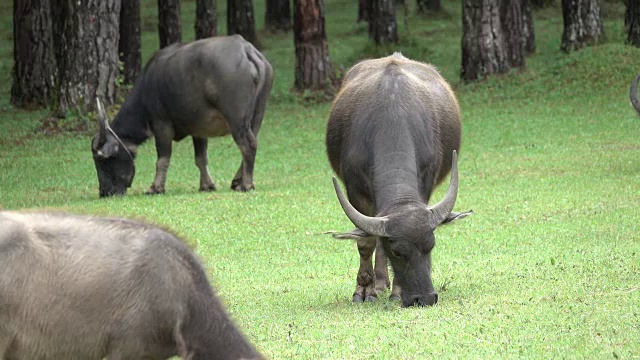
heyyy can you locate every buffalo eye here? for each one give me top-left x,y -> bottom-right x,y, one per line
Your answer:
387,242 -> 404,259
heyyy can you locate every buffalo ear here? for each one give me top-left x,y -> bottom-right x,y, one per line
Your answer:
324,228 -> 372,240
441,210 -> 473,225
94,136 -> 120,159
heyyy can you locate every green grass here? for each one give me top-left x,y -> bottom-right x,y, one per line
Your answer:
1,1 -> 640,358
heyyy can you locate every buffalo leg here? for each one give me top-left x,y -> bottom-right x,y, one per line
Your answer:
354,237 -> 378,302
229,128 -> 257,192
390,276 -> 402,301
374,238 -> 391,293
193,137 -> 216,192
147,130 -> 174,195
234,57 -> 271,190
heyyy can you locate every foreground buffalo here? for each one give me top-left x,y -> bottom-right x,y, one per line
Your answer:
0,211 -> 263,360
631,74 -> 640,115
326,53 -> 471,307
92,35 -> 273,197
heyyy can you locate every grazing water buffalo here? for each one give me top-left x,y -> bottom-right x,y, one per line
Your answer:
631,74 -> 640,115
92,35 -> 273,197
0,211 -> 263,360
326,53 -> 472,307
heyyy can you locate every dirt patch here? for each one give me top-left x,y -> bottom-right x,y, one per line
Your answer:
34,115 -> 92,136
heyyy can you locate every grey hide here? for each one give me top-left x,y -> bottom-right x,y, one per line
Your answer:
0,211 -> 263,360
92,35 -> 274,197
325,53 -> 472,307
631,74 -> 640,115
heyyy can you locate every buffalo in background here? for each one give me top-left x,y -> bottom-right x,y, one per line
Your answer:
92,35 -> 273,197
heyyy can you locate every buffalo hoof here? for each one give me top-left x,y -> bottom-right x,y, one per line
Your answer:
231,182 -> 254,192
199,184 -> 217,192
145,187 -> 165,195
389,294 -> 401,302
353,294 -> 378,303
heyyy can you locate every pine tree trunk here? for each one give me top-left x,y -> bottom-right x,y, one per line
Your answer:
627,0 -> 640,46
522,0 -> 535,55
119,0 -> 141,85
358,0 -> 370,22
57,0 -> 121,114
501,0 -> 525,69
228,0 -> 259,46
417,0 -> 441,12
51,0 -> 64,64
461,0 -> 509,82
266,0 -> 291,32
531,0 -> 554,7
196,0 -> 217,39
369,0 -> 398,44
293,0 -> 334,91
158,0 -> 182,48
561,0 -> 604,53
11,0 -> 58,109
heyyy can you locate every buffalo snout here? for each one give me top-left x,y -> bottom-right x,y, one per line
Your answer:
403,292 -> 438,307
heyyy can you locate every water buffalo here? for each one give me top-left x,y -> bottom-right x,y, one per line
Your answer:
631,74 -> 640,115
325,53 -> 471,307
92,35 -> 273,197
0,211 -> 263,360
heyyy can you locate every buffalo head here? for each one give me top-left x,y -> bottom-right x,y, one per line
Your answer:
331,151 -> 471,307
631,74 -> 640,115
91,99 -> 136,197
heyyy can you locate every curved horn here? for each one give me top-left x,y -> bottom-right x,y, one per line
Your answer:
630,74 -> 640,115
332,177 -> 388,237
428,150 -> 460,227
96,97 -> 108,145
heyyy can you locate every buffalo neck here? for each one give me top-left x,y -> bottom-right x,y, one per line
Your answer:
109,87 -> 152,146
192,301 -> 263,360
185,262 -> 262,360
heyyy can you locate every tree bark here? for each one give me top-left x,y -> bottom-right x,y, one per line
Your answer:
56,0 -> 121,114
51,0 -> 64,64
417,0 -> 441,13
522,0 -> 535,55
461,0 -> 509,82
358,0 -> 370,22
501,0 -> 525,69
266,0 -> 291,32
196,0 -> 217,39
560,0 -> 604,53
11,0 -> 58,109
228,0 -> 259,46
293,0 -> 334,91
530,0 -> 554,7
158,0 -> 182,48
369,0 -> 398,44
627,0 -> 640,47
119,0 -> 141,85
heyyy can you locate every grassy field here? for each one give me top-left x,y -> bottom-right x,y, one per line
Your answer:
1,0 -> 640,358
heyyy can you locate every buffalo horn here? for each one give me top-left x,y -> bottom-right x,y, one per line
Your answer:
631,74 -> 640,115
332,177 -> 389,237
428,150 -> 460,228
96,97 -> 108,146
